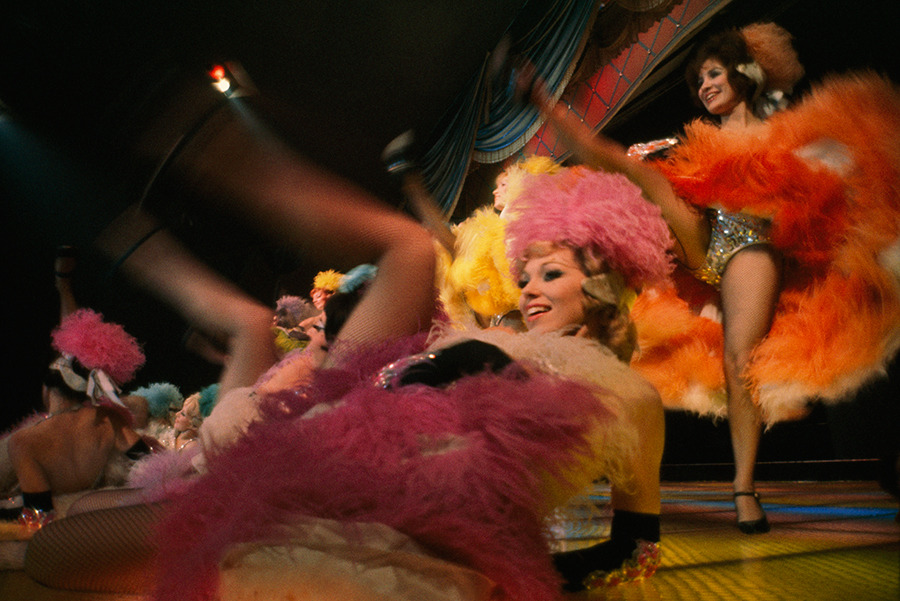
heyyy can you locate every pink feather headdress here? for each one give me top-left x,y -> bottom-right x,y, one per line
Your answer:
504,166 -> 674,287
50,309 -> 145,405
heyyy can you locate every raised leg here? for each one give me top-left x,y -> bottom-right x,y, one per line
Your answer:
96,206 -> 279,398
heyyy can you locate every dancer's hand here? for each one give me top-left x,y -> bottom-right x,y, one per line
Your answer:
513,61 -> 629,174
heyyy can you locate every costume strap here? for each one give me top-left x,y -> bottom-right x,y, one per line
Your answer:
48,354 -> 88,394
86,368 -> 127,409
48,353 -> 128,409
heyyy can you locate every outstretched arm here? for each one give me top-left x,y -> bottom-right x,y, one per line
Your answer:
517,65 -> 709,268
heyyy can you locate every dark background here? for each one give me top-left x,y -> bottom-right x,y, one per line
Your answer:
3,0 -> 899,479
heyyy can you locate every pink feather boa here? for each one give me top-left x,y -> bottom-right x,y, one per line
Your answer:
152,335 -> 616,601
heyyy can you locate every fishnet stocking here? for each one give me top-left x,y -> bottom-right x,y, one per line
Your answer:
25,502 -> 166,594
65,487 -> 148,516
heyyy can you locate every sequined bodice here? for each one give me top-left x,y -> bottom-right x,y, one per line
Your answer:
693,209 -> 772,288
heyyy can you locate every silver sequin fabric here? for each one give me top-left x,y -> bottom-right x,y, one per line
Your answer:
693,209 -> 773,288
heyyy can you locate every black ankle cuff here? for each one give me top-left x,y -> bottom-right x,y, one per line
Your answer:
0,506 -> 24,521
22,491 -> 54,512
610,510 -> 660,543
552,511 -> 661,592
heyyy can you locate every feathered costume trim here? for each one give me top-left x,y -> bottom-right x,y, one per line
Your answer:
495,155 -> 562,215
337,264 -> 378,294
273,295 -> 315,327
631,286 -> 727,419
505,167 -> 674,288
197,384 -> 220,417
440,207 -> 521,323
129,382 -> 184,418
424,327 -> 644,495
126,444 -> 201,502
633,72 -> 900,423
312,269 -> 343,292
740,22 -> 804,93
152,330 -> 640,601
51,308 -> 145,386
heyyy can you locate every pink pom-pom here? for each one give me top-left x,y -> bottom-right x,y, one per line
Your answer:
51,308 -> 145,385
505,167 -> 674,287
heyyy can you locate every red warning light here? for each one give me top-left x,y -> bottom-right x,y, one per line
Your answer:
209,65 -> 226,81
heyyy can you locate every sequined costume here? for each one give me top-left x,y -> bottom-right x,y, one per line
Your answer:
630,72 -> 900,423
693,209 -> 773,288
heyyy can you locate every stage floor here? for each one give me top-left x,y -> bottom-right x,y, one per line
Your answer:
555,480 -> 899,601
1,480 -> 898,600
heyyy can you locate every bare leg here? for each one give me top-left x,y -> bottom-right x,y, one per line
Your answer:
166,108 -> 436,361
609,391 -> 665,516
96,206 -> 279,398
96,103 -> 437,386
719,246 -> 781,528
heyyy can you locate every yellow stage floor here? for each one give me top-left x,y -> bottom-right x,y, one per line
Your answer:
555,481 -> 899,601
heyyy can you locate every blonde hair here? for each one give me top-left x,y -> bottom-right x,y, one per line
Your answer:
180,394 -> 203,430
495,156 -> 562,213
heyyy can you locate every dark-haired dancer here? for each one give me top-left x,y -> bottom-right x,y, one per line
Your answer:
519,22 -> 900,535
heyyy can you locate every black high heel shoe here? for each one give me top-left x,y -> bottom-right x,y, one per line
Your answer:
734,491 -> 771,534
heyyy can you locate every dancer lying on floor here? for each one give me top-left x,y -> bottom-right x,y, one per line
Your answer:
25,163 -> 672,601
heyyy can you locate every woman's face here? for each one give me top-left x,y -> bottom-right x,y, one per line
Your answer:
492,172 -> 509,212
174,395 -> 200,432
311,288 -> 333,311
517,246 -> 586,334
697,58 -> 741,116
